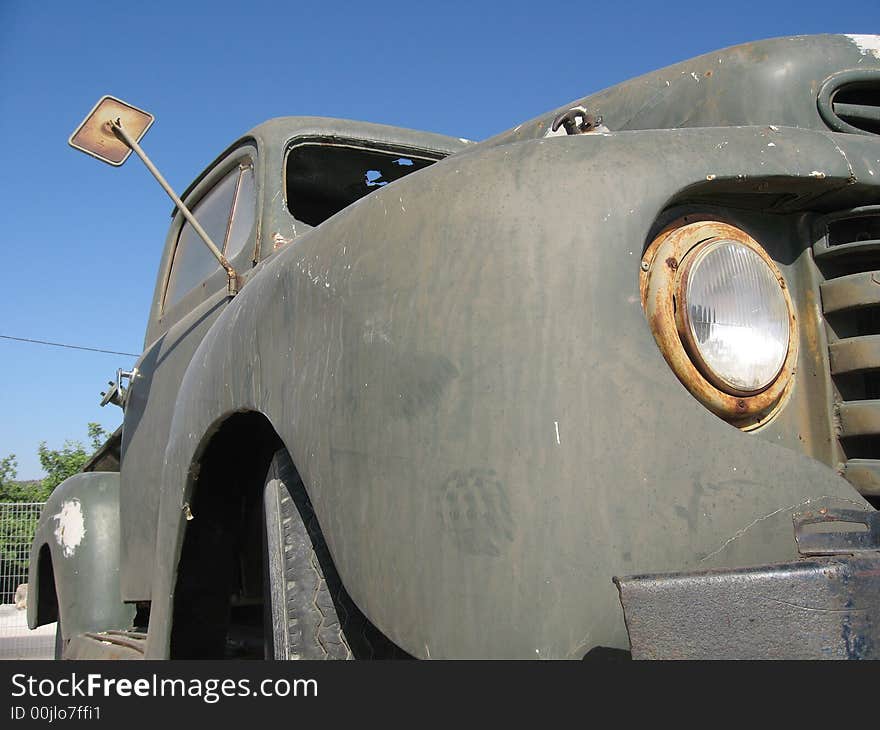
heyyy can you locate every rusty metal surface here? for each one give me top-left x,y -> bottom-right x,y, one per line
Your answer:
820,271 -> 880,313
829,335 -> 880,375
641,219 -> 797,428
68,95 -> 154,166
616,554 -> 880,659
836,400 -> 880,438
813,207 -> 880,500
550,106 -> 604,135
66,631 -> 146,660
842,460 -> 880,496
794,506 -> 880,555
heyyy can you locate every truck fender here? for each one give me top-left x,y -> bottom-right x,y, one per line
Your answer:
148,125 -> 871,658
28,472 -> 135,641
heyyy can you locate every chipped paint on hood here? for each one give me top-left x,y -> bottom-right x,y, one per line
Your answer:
53,499 -> 86,558
846,34 -> 880,59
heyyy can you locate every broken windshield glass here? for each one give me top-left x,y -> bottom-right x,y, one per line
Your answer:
285,142 -> 438,226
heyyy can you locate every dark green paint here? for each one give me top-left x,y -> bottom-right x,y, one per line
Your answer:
30,34 -> 880,658
27,473 -> 135,641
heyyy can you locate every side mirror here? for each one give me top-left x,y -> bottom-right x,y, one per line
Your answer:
69,95 -> 153,166
69,95 -> 239,296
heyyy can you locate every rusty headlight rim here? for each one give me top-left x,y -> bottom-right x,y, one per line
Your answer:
640,218 -> 798,430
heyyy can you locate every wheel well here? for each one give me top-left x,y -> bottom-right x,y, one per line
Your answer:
169,411 -> 282,659
35,544 -> 59,626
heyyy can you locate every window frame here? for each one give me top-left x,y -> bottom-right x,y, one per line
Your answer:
160,146 -> 258,316
282,137 -> 443,227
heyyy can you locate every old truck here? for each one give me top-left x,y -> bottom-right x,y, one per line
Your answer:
27,34 -> 880,659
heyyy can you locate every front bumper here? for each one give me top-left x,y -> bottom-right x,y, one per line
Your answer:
615,508 -> 880,659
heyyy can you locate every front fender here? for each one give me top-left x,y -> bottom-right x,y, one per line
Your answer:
28,472 -> 134,640
149,125 -> 876,658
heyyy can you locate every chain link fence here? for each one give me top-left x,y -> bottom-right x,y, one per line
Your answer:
0,502 -> 56,659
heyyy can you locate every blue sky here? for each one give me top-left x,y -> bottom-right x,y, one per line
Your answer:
1,1 -> 878,478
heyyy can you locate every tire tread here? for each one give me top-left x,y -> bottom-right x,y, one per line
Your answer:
265,450 -> 407,660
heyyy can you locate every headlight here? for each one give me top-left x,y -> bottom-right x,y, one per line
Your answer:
640,219 -> 797,429
679,240 -> 791,395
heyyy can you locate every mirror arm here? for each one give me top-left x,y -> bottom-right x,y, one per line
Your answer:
110,119 -> 239,296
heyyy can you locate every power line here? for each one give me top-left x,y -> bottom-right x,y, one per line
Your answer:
0,334 -> 139,358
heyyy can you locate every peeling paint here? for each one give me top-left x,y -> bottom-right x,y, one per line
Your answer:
845,34 -> 880,60
273,232 -> 293,251
543,124 -> 568,138
53,500 -> 86,558
829,140 -> 856,183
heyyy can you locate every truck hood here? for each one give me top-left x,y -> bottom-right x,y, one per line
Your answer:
479,34 -> 880,148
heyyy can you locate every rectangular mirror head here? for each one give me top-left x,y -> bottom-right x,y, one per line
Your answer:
69,95 -> 155,166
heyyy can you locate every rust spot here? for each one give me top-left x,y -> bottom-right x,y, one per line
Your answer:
801,288 -> 822,359
642,219 -> 798,430
705,70 -> 713,77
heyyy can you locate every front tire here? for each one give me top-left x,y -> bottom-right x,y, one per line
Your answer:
262,449 -> 408,659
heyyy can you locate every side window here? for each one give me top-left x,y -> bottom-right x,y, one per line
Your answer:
285,142 -> 438,226
164,162 -> 256,310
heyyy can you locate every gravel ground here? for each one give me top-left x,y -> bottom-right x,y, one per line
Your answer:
0,604 -> 56,660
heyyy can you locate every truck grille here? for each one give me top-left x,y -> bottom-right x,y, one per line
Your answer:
828,85 -> 880,136
815,207 -> 880,500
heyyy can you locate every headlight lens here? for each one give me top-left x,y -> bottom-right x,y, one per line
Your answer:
682,239 -> 790,394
